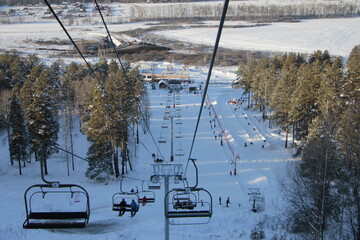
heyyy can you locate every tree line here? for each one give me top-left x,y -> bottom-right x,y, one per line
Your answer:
0,52 -> 148,181
235,45 -> 360,239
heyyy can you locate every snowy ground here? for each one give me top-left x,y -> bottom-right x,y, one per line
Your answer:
1,2 -> 358,239
0,63 -> 296,240
0,4 -> 359,59
153,17 -> 360,58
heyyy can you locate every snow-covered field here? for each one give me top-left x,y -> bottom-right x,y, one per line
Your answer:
154,17 -> 360,57
0,2 -> 359,59
0,63 -> 295,239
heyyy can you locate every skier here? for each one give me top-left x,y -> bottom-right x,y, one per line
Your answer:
118,199 -> 127,216
130,199 -> 139,217
226,197 -> 230,207
219,196 -> 222,205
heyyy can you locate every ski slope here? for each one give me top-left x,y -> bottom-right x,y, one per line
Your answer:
0,64 -> 295,239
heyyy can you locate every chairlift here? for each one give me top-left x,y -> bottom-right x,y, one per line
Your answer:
137,181 -> 156,204
23,156 -> 90,229
112,193 -> 140,214
23,183 -> 90,229
112,177 -> 140,215
165,188 -> 212,225
175,149 -> 185,157
164,159 -> 213,225
161,123 -> 168,128
248,188 -> 265,212
158,137 -> 167,143
175,132 -> 183,138
175,119 -> 182,125
148,175 -> 161,190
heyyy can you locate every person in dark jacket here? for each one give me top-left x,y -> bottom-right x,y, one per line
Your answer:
118,199 -> 127,216
130,199 -> 139,217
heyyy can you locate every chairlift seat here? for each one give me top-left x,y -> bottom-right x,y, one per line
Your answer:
112,204 -> 138,212
166,210 -> 211,218
148,185 -> 161,190
28,211 -> 88,220
23,222 -> 86,229
23,184 -> 90,229
138,197 -> 155,204
158,137 -> 167,143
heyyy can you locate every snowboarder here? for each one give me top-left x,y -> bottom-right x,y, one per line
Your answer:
118,199 -> 127,216
130,199 -> 138,217
226,197 -> 230,207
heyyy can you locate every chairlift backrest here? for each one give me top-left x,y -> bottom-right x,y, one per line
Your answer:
23,184 -> 90,229
164,187 -> 212,225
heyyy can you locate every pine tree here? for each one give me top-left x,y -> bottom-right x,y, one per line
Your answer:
9,85 -> 28,175
85,141 -> 113,182
290,63 -> 319,141
0,89 -> 12,165
28,70 -> 59,175
291,116 -> 338,239
271,53 -> 301,147
336,100 -> 360,239
81,80 -> 114,179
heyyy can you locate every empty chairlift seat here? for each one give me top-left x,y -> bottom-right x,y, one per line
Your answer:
165,188 -> 212,224
23,184 -> 90,229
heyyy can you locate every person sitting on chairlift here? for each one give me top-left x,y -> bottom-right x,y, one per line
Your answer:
118,199 -> 127,216
142,196 -> 147,206
130,199 -> 139,217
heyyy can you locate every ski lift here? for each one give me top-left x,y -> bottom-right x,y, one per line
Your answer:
112,177 -> 140,215
154,156 -> 164,163
248,188 -> 265,212
148,175 -> 161,190
165,188 -> 212,224
23,156 -> 90,229
175,132 -> 183,138
175,149 -> 185,157
175,119 -> 182,125
158,137 -> 167,143
164,159 -> 213,225
176,107 -> 181,112
161,123 -> 168,128
23,184 -> 90,229
137,181 -> 156,204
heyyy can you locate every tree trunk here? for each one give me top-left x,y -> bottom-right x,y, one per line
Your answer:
114,147 -> 120,178
7,125 -> 13,166
127,148 -> 133,171
285,125 -> 289,148
18,155 -> 22,175
121,140 -> 125,175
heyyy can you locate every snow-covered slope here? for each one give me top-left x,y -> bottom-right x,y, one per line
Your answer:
0,63 -> 295,239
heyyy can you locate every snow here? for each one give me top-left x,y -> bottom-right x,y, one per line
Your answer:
153,17 -> 360,57
0,2 -> 358,239
0,63 -> 295,239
